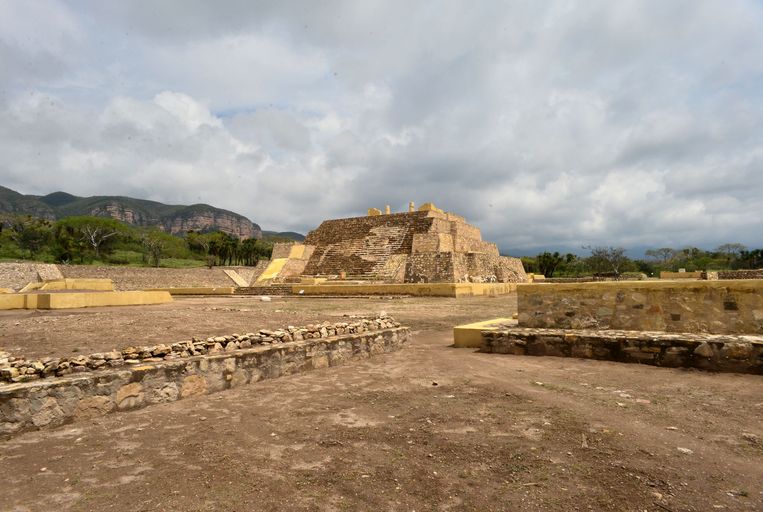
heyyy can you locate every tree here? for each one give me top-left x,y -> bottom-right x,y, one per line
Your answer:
8,215 -> 52,259
536,251 -> 564,277
585,246 -> 630,278
738,249 -> 763,269
715,243 -> 746,265
54,216 -> 126,261
186,231 -> 211,255
141,230 -> 167,267
239,238 -> 272,266
645,248 -> 676,264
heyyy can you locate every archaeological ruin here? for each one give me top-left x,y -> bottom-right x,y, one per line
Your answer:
474,279 -> 763,374
255,202 -> 527,285
0,315 -> 406,435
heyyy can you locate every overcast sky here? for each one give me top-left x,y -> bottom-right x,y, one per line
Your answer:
1,0 -> 762,254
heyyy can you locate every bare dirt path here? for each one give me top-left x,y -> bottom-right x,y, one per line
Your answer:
1,307 -> 762,511
0,295 -> 513,360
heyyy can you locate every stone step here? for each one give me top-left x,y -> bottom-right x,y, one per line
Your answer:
480,327 -> 763,375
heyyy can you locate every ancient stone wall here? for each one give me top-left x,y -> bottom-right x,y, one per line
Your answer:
481,327 -> 763,374
256,243 -> 315,283
0,316 -> 407,436
303,212 -> 432,277
270,243 -> 293,259
0,263 -> 63,291
293,282 -> 517,297
717,269 -> 763,280
465,253 -> 527,283
301,209 -> 527,283
517,281 -> 763,334
660,271 -> 703,280
404,253 -> 456,283
61,265 -> 245,289
403,253 -> 527,284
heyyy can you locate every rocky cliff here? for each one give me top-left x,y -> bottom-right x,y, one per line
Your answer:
0,186 -> 261,240
160,209 -> 260,239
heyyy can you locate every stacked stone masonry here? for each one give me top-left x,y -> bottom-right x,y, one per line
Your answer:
481,327 -> 763,374
0,316 -> 407,436
715,269 -> 763,280
0,316 -> 400,384
517,281 -> 763,334
302,210 -> 527,283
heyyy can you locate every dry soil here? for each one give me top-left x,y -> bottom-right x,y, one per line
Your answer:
1,295 -> 762,511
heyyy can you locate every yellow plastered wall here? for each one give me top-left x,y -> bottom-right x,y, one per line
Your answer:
0,294 -> 27,309
288,244 -> 306,259
20,279 -> 114,292
256,258 -> 288,282
18,282 -> 43,293
659,271 -> 703,280
0,291 -> 171,310
418,202 -> 444,213
36,291 -> 172,309
453,318 -> 516,348
40,279 -> 114,291
146,287 -> 234,295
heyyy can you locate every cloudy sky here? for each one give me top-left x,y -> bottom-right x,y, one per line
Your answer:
1,0 -> 762,255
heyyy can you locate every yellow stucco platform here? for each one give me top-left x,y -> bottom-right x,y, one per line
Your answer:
146,287 -> 235,295
18,278 -> 114,293
298,277 -> 327,285
0,290 -> 172,310
293,282 -> 517,297
453,318 -> 518,348
256,258 -> 288,282
223,269 -> 249,287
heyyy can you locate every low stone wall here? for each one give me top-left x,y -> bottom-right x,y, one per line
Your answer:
541,277 -> 607,283
517,281 -> 763,334
293,282 -> 517,297
717,269 -> 763,280
238,284 -> 295,295
147,287 -> 235,295
660,271 -> 703,280
481,327 -> 763,374
0,263 -> 63,291
1,317 -> 400,384
60,265 -> 245,290
0,290 -> 172,310
0,317 -> 407,436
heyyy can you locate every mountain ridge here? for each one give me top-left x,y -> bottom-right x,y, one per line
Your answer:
0,185 -> 263,240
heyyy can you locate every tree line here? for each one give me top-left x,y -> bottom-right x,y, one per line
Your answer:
521,244 -> 763,278
0,214 -> 273,267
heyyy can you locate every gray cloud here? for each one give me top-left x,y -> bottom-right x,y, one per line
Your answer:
1,0 -> 763,255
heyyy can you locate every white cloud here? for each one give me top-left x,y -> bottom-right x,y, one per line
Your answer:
1,0 -> 763,255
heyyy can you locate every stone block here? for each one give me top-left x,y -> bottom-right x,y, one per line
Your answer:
75,396 -> 115,418
693,342 -> 715,358
0,325 -> 410,437
720,343 -> 752,360
180,375 -> 208,398
571,343 -> 593,358
116,382 -> 144,410
517,280 -> 763,334
310,355 -> 329,369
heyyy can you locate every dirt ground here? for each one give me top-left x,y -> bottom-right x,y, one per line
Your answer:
0,295 -> 512,361
1,296 -> 762,511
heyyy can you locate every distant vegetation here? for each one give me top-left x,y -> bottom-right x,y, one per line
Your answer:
0,185 -> 261,239
0,214 -> 274,267
522,244 -> 763,278
261,230 -> 306,242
